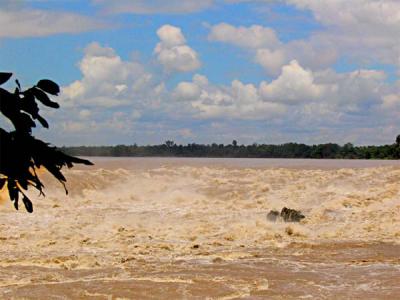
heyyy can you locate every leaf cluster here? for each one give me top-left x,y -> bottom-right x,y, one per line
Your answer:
0,72 -> 92,212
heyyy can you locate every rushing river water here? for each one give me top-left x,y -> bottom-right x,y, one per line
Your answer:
0,158 -> 399,299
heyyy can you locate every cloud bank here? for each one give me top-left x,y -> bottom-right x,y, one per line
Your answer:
0,5 -> 107,38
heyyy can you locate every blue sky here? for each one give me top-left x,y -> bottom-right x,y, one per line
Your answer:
1,0 -> 399,146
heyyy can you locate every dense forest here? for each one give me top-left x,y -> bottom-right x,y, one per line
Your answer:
62,136 -> 400,159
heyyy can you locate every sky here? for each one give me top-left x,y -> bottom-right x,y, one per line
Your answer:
0,0 -> 399,146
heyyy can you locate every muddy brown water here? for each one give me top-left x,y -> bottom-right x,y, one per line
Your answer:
1,158 -> 399,299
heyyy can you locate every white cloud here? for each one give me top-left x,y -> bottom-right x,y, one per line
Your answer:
51,41 -> 179,145
228,0 -> 400,36
62,121 -> 87,133
382,94 -> 400,109
208,23 -> 281,49
93,0 -> 214,14
381,80 -> 400,113
79,109 -> 92,119
63,81 -> 85,101
285,0 -> 400,67
207,22 -> 336,75
170,59 -> 390,123
179,128 -> 195,138
62,42 -> 153,108
29,16 -> 397,145
210,0 -> 400,73
287,0 -> 400,33
283,39 -> 338,71
193,74 -> 209,87
255,48 -> 287,75
208,22 -> 290,75
156,24 -> 186,47
0,7 -> 107,38
173,74 -> 287,119
154,25 -> 201,72
53,36 -> 394,146
259,60 -> 324,104
173,82 -> 201,101
314,68 -> 386,110
156,45 -> 200,72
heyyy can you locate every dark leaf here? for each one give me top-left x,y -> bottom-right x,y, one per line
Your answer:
0,178 -> 5,189
31,87 -> 60,108
7,181 -> 18,201
20,91 -> 39,118
14,113 -> 36,133
36,79 -> 60,96
36,115 -> 49,128
18,180 -> 28,190
22,195 -> 33,213
45,165 -> 67,183
0,73 -> 12,85
67,156 -> 94,166
1,75 -> 93,213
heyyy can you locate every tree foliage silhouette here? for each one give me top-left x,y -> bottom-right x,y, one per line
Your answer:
0,72 -> 93,213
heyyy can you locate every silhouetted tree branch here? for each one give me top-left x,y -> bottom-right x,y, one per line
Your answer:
0,72 -> 93,213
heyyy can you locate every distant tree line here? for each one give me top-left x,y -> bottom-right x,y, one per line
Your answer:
62,136 -> 400,159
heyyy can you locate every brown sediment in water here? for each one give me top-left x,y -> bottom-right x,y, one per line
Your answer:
0,158 -> 399,298
0,243 -> 399,299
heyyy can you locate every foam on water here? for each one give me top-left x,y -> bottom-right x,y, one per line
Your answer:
26,161 -> 400,252
1,159 -> 399,298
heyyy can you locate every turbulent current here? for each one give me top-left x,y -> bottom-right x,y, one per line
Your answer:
0,158 -> 399,299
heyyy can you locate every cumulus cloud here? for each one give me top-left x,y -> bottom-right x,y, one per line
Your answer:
37,41 -> 394,145
382,94 -> 400,109
170,59 -> 390,128
0,6 -> 107,38
255,49 -> 287,75
208,23 -> 281,49
313,68 -> 387,113
154,25 -> 201,72
208,22 -> 290,75
260,0 -> 400,69
156,25 -> 186,47
228,0 -> 400,34
209,0 -> 400,73
25,11 -> 396,145
93,0 -> 214,15
173,82 -> 202,101
208,22 -> 336,75
172,74 -> 287,119
62,42 -> 152,108
287,0 -> 400,33
50,41 -> 177,145
380,79 -> 400,115
259,60 -> 324,104
265,62 -> 386,111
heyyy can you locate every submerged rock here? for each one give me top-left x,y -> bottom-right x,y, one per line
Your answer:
267,210 -> 280,221
280,207 -> 305,222
267,207 -> 305,222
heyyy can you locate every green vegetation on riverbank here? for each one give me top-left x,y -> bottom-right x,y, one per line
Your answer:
62,136 -> 400,159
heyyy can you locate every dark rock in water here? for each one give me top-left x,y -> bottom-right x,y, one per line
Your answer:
267,210 -> 280,221
280,207 -> 305,222
267,207 -> 305,222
